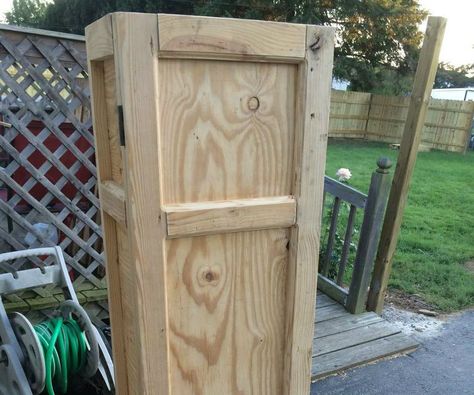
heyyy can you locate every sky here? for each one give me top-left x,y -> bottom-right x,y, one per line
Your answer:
419,0 -> 474,66
0,0 -> 472,66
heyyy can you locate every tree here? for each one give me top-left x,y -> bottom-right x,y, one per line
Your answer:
434,63 -> 474,89
6,0 -> 428,94
5,0 -> 48,28
7,0 -> 194,34
39,0 -> 114,34
195,0 -> 427,93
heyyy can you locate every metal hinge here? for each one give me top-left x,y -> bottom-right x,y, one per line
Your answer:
117,105 -> 125,146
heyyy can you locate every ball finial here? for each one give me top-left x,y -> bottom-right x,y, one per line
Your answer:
376,157 -> 392,173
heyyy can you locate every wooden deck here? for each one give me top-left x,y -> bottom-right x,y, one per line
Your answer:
312,291 -> 419,380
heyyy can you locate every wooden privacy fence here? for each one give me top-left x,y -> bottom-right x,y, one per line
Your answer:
0,24 -> 108,316
330,90 -> 474,152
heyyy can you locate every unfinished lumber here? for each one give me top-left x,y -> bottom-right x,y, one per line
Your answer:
163,196 -> 296,238
367,16 -> 447,314
87,13 -> 334,395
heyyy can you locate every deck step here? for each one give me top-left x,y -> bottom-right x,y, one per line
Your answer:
316,292 -> 339,309
313,321 -> 400,356
314,312 -> 383,339
312,292 -> 419,380
312,332 -> 419,379
315,303 -> 347,323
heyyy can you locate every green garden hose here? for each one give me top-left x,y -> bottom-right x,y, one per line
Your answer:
34,316 -> 88,395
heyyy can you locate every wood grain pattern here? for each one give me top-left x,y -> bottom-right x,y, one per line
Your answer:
283,25 -> 335,395
85,14 -> 113,61
88,57 -> 129,393
99,181 -> 126,226
158,14 -> 306,61
164,196 -> 296,238
159,49 -> 297,395
166,230 -> 289,394
87,12 -> 335,395
111,12 -> 170,394
103,57 -> 123,183
158,59 -> 297,204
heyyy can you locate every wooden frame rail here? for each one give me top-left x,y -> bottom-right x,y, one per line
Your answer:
163,196 -> 296,238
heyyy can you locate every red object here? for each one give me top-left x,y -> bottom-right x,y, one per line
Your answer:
8,120 -> 94,212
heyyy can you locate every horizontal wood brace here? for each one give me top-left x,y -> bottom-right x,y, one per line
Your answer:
157,14 -> 306,62
163,196 -> 296,238
99,181 -> 126,226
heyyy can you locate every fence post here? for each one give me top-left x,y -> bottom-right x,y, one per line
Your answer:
366,17 -> 447,314
346,157 -> 392,314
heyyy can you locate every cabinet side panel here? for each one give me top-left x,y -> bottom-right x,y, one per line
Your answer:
166,230 -> 289,394
88,59 -> 129,393
158,59 -> 297,204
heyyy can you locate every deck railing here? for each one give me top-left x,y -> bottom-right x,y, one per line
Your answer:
319,157 -> 392,314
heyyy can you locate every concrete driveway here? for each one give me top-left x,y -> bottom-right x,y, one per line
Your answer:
311,309 -> 474,394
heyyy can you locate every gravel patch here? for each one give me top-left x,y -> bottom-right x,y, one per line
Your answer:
382,303 -> 446,339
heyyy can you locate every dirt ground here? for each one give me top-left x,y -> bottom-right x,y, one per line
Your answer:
385,289 -> 438,313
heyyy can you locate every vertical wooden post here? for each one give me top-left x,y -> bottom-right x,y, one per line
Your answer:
284,25 -> 335,394
346,157 -> 392,314
367,16 -> 447,314
321,196 -> 341,276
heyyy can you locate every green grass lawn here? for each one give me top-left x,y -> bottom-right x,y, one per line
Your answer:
325,139 -> 474,312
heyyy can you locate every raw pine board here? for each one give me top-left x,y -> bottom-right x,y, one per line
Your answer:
161,58 -> 296,393
87,13 -> 335,395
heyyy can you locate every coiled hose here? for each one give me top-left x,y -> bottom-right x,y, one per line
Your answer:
34,316 -> 88,395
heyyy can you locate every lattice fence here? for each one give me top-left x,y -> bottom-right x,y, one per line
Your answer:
0,24 -> 107,314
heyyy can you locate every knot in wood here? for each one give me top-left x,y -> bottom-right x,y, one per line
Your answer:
198,265 -> 222,287
248,96 -> 260,111
205,271 -> 215,282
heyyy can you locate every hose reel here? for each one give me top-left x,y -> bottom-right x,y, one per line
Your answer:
0,247 -> 114,395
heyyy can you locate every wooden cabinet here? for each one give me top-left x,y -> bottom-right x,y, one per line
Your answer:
86,13 -> 334,394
